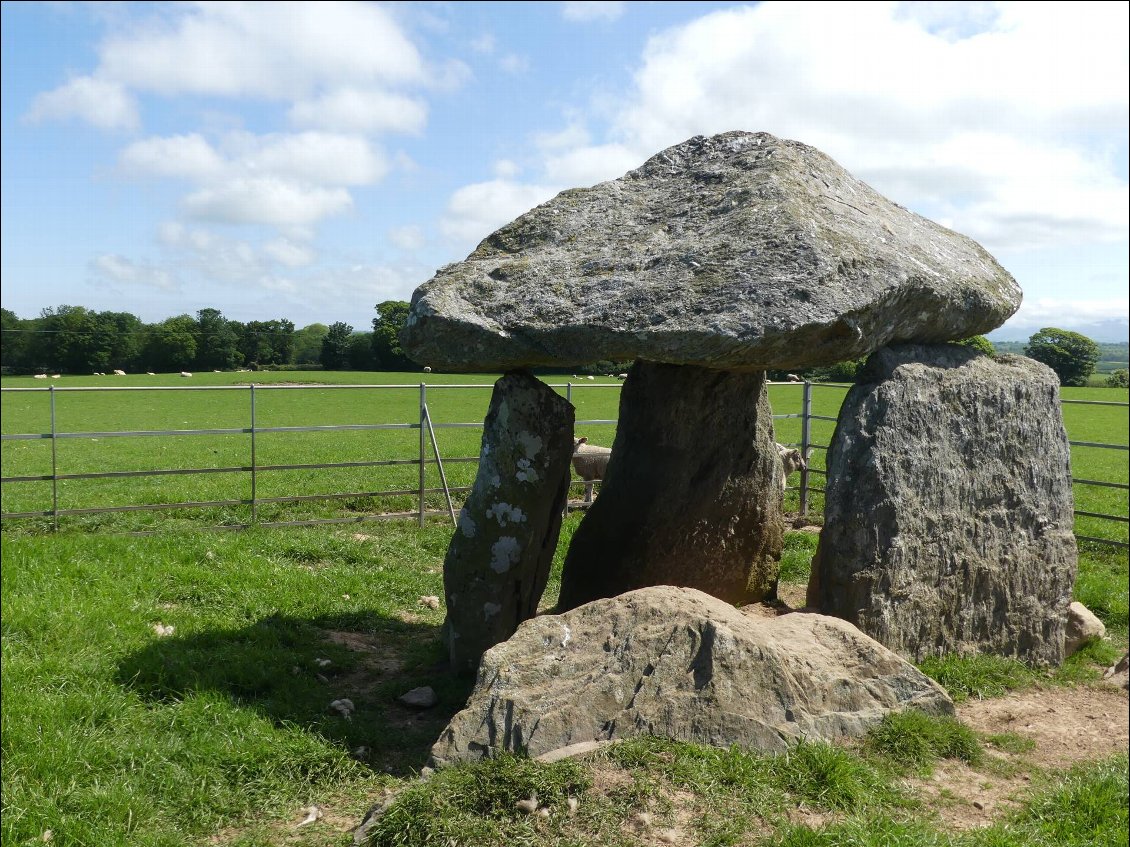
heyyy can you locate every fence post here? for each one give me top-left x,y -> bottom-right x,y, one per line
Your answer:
799,380 -> 812,517
250,384 -> 257,525
419,383 -> 427,527
49,384 -> 58,532
566,382 -> 572,405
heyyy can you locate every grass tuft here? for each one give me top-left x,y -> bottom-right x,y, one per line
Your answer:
864,710 -> 982,772
917,654 -> 1042,703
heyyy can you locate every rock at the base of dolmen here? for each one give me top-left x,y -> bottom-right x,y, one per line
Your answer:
442,371 -> 574,675
402,131 -> 1020,373
428,586 -> 953,767
809,344 -> 1077,666
1065,602 -> 1107,657
557,361 -> 783,611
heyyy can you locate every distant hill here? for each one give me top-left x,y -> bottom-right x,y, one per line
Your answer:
992,340 -> 1129,373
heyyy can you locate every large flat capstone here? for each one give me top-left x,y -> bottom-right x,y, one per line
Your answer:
402,131 -> 1020,372
428,586 -> 953,767
808,344 -> 1077,666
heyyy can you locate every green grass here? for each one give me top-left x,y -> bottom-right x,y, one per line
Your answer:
864,710 -> 983,772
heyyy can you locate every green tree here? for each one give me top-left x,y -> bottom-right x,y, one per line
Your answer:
1106,369 -> 1129,388
0,308 -> 31,371
958,335 -> 995,356
142,316 -> 198,372
292,323 -> 329,365
347,331 -> 375,371
194,308 -> 242,370
238,319 -> 295,367
1025,327 -> 1100,387
371,300 -> 415,370
320,322 -> 353,370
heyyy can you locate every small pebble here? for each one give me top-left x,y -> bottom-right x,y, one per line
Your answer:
566,796 -> 579,813
973,800 -> 985,810
516,794 -> 539,814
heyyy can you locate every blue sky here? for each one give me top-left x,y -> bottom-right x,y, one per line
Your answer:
2,1 -> 1127,341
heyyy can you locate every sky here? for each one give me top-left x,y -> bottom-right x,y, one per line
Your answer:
1,1 -> 1127,342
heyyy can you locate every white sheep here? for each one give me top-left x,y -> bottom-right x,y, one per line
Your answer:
180,371 -> 193,378
572,437 -> 612,503
113,369 -> 126,376
423,366 -> 432,373
786,374 -> 802,383
775,442 -> 813,493
33,373 -> 47,379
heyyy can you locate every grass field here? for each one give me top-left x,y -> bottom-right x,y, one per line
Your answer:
2,517 -> 1126,846
2,371 -> 1126,545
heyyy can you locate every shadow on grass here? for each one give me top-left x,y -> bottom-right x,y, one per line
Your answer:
115,610 -> 473,776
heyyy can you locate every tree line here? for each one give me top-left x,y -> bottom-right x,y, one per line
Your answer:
0,302 -> 417,374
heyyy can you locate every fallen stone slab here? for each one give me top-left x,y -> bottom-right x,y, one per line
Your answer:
402,131 -> 1020,372
428,586 -> 953,767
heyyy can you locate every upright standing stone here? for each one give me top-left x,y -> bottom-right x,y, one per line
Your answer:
443,371 -> 574,675
558,361 -> 783,611
809,344 -> 1077,665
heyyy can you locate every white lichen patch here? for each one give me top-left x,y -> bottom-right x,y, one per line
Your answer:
486,502 -> 527,527
483,602 -> 502,620
516,430 -> 543,461
490,536 -> 522,573
561,624 -> 572,648
515,458 -> 539,483
458,509 -> 477,538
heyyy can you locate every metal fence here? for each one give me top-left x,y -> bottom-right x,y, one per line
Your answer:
1,381 -> 1126,547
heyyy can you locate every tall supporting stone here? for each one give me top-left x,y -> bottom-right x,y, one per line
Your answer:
809,345 -> 1077,666
558,361 -> 784,611
443,371 -> 574,675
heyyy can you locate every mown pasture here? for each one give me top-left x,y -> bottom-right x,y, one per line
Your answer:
2,371 -> 1126,545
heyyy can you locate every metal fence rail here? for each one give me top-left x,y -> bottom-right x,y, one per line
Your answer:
2,381 -> 1127,547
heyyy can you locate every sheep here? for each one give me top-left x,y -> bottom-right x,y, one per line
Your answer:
616,373 -> 628,380
775,442 -> 813,493
572,437 -> 612,503
180,371 -> 193,378
786,374 -> 802,383
423,366 -> 432,373
50,374 -> 60,379
33,373 -> 47,379
113,369 -> 126,376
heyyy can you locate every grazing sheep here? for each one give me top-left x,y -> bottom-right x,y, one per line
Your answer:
180,371 -> 193,378
775,442 -> 813,493
616,373 -> 628,380
33,373 -> 47,379
572,437 -> 612,503
146,372 -> 155,375
113,369 -> 126,376
786,373 -> 802,383
423,366 -> 432,373
50,374 -> 60,379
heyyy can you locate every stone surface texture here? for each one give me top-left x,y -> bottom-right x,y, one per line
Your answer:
557,361 -> 783,611
428,586 -> 954,767
1065,602 -> 1107,657
809,344 -> 1077,666
402,131 -> 1021,372
442,371 -> 575,675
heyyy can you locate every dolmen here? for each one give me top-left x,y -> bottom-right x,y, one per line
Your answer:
398,131 -> 1076,763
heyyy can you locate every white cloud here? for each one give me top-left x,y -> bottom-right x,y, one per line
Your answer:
583,2 -> 1129,253
994,297 -> 1129,340
388,225 -> 426,251
183,178 -> 353,226
262,238 -> 315,267
288,88 -> 427,134
26,76 -> 138,130
98,1 -> 424,99
119,134 -> 225,180
499,54 -> 531,74
542,142 -> 641,187
238,132 -> 387,185
493,159 -> 521,178
561,2 -> 626,23
91,254 -> 178,290
470,33 -> 496,54
440,179 -> 560,246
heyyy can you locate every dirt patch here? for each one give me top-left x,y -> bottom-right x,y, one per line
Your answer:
906,684 -> 1129,830
324,630 -> 403,675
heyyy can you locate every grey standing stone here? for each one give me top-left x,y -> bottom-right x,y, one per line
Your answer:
809,344 -> 1077,666
443,371 -> 574,675
428,586 -> 953,768
558,361 -> 783,611
401,131 -> 1020,373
